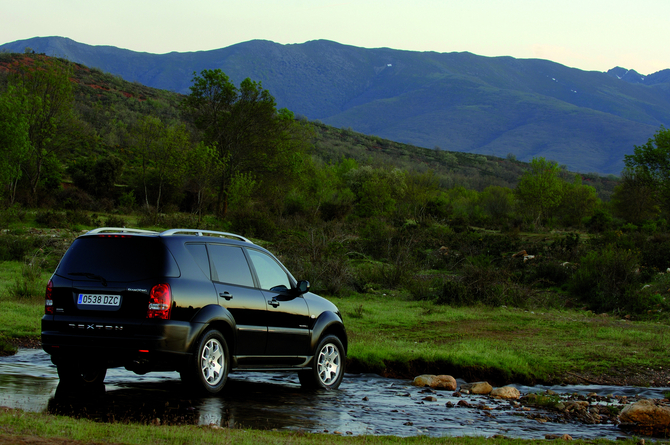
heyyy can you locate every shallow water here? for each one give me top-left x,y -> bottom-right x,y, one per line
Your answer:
1,349 -> 668,439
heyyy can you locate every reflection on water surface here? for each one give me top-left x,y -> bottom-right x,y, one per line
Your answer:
1,349 -> 668,439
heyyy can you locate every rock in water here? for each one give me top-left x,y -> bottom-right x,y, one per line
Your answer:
411,374 -> 457,390
491,386 -> 521,399
460,381 -> 493,395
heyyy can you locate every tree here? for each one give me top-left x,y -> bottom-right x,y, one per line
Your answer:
621,126 -> 670,215
0,84 -> 30,202
182,69 -> 309,217
515,157 -> 564,225
184,142 -> 222,222
131,115 -> 163,209
481,186 -> 515,222
346,166 -> 407,218
6,56 -> 75,196
130,116 -> 189,214
610,168 -> 660,224
556,175 -> 599,227
68,155 -> 125,200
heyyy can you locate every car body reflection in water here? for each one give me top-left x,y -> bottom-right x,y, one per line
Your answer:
48,373 -> 355,433
2,349 -> 669,439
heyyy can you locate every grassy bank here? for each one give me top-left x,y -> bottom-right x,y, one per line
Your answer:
0,408 -> 642,445
334,295 -> 670,385
0,261 -> 48,354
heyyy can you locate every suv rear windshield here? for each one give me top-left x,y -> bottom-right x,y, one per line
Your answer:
56,236 -> 180,282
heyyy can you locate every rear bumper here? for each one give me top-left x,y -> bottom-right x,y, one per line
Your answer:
41,316 -> 203,371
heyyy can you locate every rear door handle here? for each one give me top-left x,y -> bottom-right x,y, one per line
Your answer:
219,292 -> 233,301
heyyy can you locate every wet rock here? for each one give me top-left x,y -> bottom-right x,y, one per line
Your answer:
412,375 -> 433,387
434,375 -> 457,390
620,399 -> 670,424
457,400 -> 470,407
564,401 -> 589,412
490,386 -> 520,400
422,396 -> 438,402
460,381 -> 493,395
411,374 -> 457,390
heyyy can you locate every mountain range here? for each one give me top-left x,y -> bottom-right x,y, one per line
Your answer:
2,36 -> 669,175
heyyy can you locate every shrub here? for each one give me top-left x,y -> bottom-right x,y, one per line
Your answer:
296,255 -> 353,296
568,245 -> 641,313
351,261 -> 403,292
35,209 -> 94,229
406,275 -> 443,301
229,209 -> 277,240
35,210 -> 70,228
66,210 -> 94,227
0,204 -> 27,228
8,261 -> 46,301
0,235 -> 37,261
105,215 -> 126,228
55,187 -> 95,211
584,209 -> 613,233
435,278 -> 470,306
640,233 -> 670,273
136,209 -> 157,228
162,212 -> 199,229
522,257 -> 574,289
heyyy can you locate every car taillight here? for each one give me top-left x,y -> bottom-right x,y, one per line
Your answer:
45,279 -> 54,315
146,283 -> 171,319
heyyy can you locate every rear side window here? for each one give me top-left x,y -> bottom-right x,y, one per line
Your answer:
56,236 -> 180,282
185,243 -> 210,279
208,244 -> 254,287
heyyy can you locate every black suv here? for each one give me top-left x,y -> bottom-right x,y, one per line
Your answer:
41,228 -> 347,393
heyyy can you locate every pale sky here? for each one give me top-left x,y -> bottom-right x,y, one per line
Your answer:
2,0 -> 669,75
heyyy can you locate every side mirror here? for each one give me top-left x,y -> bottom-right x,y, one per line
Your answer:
297,280 -> 310,294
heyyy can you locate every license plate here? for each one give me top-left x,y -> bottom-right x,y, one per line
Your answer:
77,294 -> 121,307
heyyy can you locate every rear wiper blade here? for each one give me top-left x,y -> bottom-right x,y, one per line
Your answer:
68,272 -> 108,286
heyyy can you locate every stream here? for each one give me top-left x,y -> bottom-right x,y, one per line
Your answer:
1,349 -> 668,440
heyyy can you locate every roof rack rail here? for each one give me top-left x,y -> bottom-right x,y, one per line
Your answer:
86,227 -> 159,235
160,229 -> 252,244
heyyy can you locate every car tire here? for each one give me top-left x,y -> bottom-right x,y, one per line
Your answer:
56,362 -> 107,386
299,335 -> 345,390
182,329 -> 229,394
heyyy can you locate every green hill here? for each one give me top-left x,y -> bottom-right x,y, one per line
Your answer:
2,37 -> 668,174
0,51 -> 618,201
